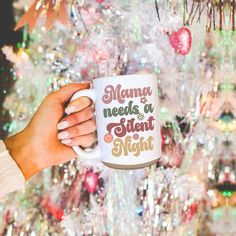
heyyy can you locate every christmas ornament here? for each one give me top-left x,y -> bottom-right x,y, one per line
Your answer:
42,196 -> 64,221
84,171 -> 99,193
169,28 -> 192,55
182,203 -> 198,222
159,125 -> 183,167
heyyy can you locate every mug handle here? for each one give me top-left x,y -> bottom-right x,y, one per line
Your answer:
70,88 -> 101,159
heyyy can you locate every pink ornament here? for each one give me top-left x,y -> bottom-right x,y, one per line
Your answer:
85,171 -> 99,193
96,0 -> 105,3
161,130 -> 165,146
160,126 -> 183,167
93,48 -> 110,63
81,7 -> 101,26
169,28 -> 192,55
104,133 -> 113,143
4,210 -> 13,224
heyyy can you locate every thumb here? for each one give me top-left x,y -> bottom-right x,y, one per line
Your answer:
53,83 -> 90,104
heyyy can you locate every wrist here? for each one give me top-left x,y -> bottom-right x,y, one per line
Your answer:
4,130 -> 41,180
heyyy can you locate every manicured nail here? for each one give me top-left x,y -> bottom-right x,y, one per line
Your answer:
58,131 -> 69,139
57,121 -> 69,130
65,106 -> 76,115
61,139 -> 72,144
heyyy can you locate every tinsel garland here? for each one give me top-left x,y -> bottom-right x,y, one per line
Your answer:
15,0 -> 236,32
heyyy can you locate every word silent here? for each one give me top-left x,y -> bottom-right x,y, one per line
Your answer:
102,84 -> 152,104
107,116 -> 155,137
103,101 -> 139,118
112,135 -> 154,157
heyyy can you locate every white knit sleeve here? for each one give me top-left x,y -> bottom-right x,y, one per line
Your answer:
0,140 -> 25,202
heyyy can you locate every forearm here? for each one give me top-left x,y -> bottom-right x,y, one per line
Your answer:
4,130 -> 39,180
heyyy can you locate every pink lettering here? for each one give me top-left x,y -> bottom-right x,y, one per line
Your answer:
102,84 -> 152,104
106,116 -> 155,137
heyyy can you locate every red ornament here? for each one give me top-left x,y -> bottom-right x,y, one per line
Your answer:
169,28 -> 192,55
161,130 -> 165,146
182,203 -> 198,222
42,196 -> 64,221
85,171 -> 99,193
4,210 -> 13,224
96,0 -> 105,3
51,206 -> 64,221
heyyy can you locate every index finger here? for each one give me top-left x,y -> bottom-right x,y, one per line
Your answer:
65,96 -> 93,114
53,83 -> 90,104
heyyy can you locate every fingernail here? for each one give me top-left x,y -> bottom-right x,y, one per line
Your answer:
65,106 -> 76,115
58,131 -> 69,139
57,121 -> 69,130
61,139 -> 72,144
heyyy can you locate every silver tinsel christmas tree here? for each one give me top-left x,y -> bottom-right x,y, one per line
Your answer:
1,0 -> 236,235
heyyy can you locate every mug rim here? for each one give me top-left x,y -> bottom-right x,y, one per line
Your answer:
93,73 -> 156,82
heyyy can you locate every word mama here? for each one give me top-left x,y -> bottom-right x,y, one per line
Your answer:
107,116 -> 155,137
112,135 -> 154,157
102,84 -> 152,104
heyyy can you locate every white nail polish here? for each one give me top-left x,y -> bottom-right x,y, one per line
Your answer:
61,139 -> 72,144
57,121 -> 69,130
65,106 -> 76,114
58,131 -> 69,139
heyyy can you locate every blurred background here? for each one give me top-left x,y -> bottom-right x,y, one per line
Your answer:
0,0 -> 22,138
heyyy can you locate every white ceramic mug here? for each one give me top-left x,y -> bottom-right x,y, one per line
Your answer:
71,74 -> 161,169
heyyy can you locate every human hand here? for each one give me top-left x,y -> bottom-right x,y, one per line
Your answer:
4,83 -> 96,180
57,88 -> 96,147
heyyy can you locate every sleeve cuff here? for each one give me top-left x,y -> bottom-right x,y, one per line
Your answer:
0,140 -> 25,202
